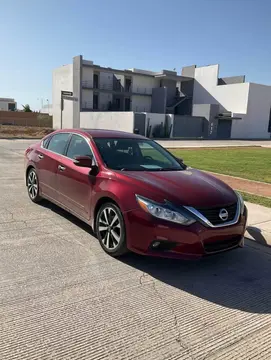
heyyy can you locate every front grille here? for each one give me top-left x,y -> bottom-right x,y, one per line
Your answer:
196,202 -> 237,226
204,236 -> 241,253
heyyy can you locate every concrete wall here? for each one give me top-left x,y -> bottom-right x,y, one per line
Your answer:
100,72 -> 114,90
80,112 -> 134,133
161,79 -> 176,105
145,113 -> 165,137
81,89 -> 93,109
113,74 -> 124,90
151,88 -> 167,113
100,93 -> 113,111
192,103 -> 219,139
131,95 -> 152,112
72,56 -> 82,128
172,115 -> 205,138
231,83 -> 271,139
82,66 -> 93,86
181,65 -> 196,78
52,64 -> 73,129
0,101 -> 9,111
132,74 -> 159,95
193,65 -> 249,114
218,76 -> 245,85
134,113 -> 146,135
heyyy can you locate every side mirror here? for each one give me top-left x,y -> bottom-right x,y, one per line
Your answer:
73,155 -> 93,168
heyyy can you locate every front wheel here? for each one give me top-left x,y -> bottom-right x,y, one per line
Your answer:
95,203 -> 128,257
27,168 -> 42,203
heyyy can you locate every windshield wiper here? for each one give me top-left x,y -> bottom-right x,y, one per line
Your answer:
158,167 -> 181,171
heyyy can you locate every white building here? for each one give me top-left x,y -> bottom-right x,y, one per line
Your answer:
52,55 -> 191,130
52,56 -> 271,139
0,98 -> 17,111
192,64 -> 271,139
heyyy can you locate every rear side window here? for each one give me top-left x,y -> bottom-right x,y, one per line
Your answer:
47,133 -> 70,155
66,134 -> 93,159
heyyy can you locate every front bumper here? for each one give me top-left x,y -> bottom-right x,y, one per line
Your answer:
124,206 -> 247,259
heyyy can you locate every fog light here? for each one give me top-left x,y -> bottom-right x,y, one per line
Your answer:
152,241 -> 160,248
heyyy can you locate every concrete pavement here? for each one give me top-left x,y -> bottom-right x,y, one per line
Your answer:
157,139 -> 271,148
1,139 -> 271,360
245,202 -> 271,247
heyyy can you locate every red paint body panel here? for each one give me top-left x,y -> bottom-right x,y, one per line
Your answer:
25,129 -> 247,259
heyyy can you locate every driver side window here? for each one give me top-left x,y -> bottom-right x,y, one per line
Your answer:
66,134 -> 93,159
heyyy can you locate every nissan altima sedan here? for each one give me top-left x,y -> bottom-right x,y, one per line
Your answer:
25,129 -> 247,259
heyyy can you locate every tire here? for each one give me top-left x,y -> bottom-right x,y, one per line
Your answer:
27,168 -> 42,203
95,202 -> 128,257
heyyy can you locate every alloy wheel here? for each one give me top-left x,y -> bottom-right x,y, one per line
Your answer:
98,207 -> 121,250
27,170 -> 38,200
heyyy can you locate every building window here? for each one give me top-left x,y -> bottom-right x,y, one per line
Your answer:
93,74 -> 99,89
8,103 -> 16,111
124,98 -> 130,111
93,93 -> 99,110
115,98 -> 121,110
125,78 -> 131,92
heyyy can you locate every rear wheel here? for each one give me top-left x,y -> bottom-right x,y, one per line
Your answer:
27,168 -> 42,203
96,203 -> 128,257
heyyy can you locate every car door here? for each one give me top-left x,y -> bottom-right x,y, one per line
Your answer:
36,133 -> 71,201
56,134 -> 95,220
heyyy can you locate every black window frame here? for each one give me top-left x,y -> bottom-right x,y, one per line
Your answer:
65,134 -> 94,160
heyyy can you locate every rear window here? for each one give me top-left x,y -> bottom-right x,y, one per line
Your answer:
47,133 -> 70,155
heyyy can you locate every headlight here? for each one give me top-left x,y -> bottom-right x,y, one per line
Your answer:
235,191 -> 245,214
136,195 -> 196,226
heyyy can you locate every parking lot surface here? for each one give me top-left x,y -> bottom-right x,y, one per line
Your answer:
1,139 -> 271,360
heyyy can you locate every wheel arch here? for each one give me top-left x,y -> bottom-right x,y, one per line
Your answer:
25,165 -> 35,185
93,196 -> 119,231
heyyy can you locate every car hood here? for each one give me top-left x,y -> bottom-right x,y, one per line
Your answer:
119,168 -> 237,208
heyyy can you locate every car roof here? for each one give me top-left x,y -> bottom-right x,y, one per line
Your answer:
55,128 -> 147,139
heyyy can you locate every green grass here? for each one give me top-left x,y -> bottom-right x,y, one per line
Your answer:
169,147 -> 271,183
239,191 -> 271,208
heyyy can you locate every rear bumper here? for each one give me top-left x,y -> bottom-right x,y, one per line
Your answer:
124,206 -> 247,259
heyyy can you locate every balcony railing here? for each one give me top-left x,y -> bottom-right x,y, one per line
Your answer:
82,80 -> 113,91
81,101 -> 93,110
82,80 -> 93,89
133,87 -> 152,95
81,101 -> 113,111
82,80 -> 152,95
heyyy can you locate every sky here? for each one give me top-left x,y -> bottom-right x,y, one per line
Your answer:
0,0 -> 271,110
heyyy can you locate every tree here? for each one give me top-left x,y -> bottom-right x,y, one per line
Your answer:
22,104 -> 32,112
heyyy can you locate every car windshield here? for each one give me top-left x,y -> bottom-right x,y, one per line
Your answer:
93,138 -> 184,171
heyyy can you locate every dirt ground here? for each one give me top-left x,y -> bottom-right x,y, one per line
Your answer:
0,125 -> 53,138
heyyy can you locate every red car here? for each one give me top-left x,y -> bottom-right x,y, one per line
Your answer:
25,129 -> 247,259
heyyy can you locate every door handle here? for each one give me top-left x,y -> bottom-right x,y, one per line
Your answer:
58,165 -> 66,171
38,154 -> 44,159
